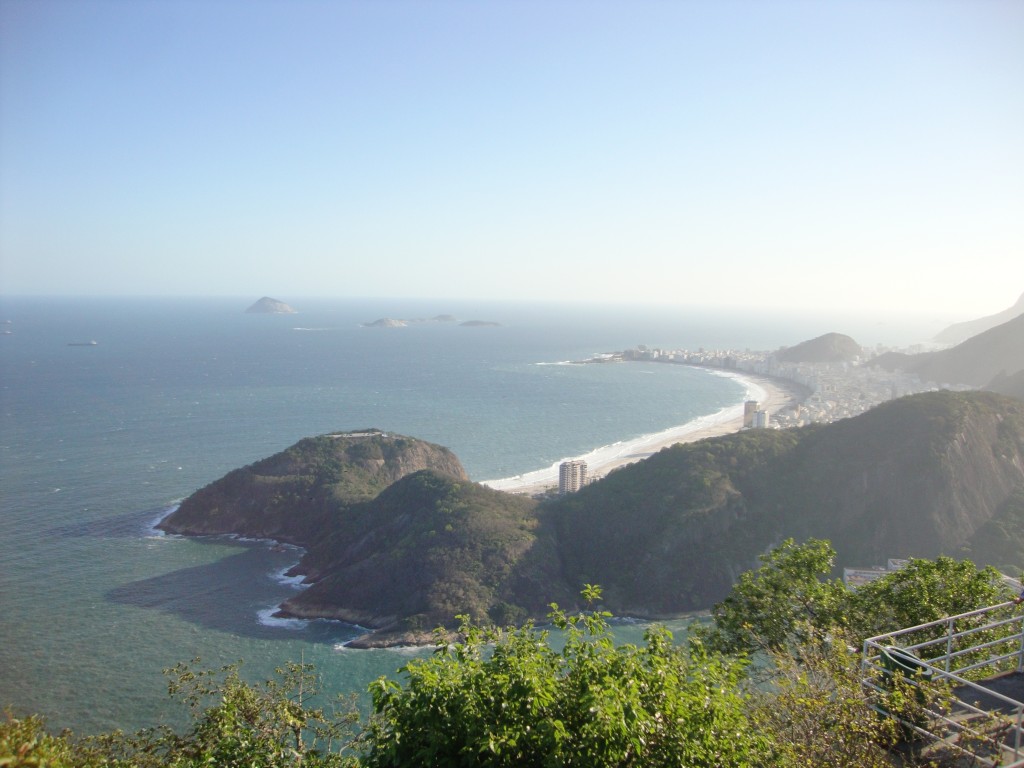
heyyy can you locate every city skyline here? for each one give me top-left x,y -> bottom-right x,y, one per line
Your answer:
1,1 -> 1022,317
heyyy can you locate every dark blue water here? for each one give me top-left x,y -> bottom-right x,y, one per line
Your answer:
0,296 -> 944,733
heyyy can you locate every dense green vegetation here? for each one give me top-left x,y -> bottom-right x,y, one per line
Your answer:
706,538 -> 1009,656
280,470 -> 544,638
155,392 -> 1024,640
5,544 -> 1017,767
159,431 -> 468,543
364,587 -> 764,767
544,390 -> 1024,617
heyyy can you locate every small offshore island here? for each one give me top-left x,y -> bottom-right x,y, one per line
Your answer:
159,310 -> 1024,648
245,296 -> 297,314
362,315 -> 500,328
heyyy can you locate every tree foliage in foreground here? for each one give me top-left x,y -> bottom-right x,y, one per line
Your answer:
4,543 -> 1014,767
2,661 -> 360,768
362,585 -> 768,767
708,538 -> 1013,656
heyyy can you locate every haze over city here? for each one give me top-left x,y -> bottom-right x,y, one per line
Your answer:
1,0 -> 1021,317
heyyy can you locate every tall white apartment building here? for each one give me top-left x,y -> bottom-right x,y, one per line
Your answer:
743,400 -> 760,428
559,460 -> 588,494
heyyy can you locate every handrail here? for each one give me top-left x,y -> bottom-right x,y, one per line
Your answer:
862,602 -> 1024,767
867,601 -> 1016,643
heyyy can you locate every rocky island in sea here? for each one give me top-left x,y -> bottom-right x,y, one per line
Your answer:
245,296 -> 297,314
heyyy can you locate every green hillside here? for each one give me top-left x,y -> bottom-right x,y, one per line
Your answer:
542,390 -> 1024,615
158,430 -> 467,543
162,393 -> 1024,641
277,470 -> 541,644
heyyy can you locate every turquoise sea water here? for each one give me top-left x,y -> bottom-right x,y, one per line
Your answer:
0,297 -> 948,733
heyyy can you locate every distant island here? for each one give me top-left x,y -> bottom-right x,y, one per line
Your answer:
362,315 -> 500,328
245,297 -> 296,314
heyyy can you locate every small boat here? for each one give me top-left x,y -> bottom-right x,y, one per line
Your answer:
68,340 -> 98,346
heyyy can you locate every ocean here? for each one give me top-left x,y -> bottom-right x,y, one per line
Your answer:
0,296 -> 949,734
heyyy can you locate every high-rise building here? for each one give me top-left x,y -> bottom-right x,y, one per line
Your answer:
559,460 -> 588,494
743,400 -> 759,428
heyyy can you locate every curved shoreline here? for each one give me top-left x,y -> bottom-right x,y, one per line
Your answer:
481,368 -> 806,495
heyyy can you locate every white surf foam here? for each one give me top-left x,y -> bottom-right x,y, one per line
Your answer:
481,369 -> 764,492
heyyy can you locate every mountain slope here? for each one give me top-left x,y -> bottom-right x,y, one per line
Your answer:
161,394 -> 1024,641
934,291 -> 1024,345
277,470 -> 541,642
543,390 -> 1024,615
872,312 -> 1024,388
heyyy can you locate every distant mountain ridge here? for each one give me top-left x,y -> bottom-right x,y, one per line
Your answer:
872,312 -> 1024,389
934,291 -> 1024,345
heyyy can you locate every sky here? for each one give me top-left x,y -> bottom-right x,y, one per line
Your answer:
1,0 -> 1022,316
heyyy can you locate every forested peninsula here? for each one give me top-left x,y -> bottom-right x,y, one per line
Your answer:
159,390 -> 1024,647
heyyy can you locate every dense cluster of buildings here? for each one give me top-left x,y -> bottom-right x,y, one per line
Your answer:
618,343 -> 968,430
548,342 -> 971,495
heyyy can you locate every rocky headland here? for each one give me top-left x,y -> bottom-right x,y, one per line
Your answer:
163,390 -> 1024,647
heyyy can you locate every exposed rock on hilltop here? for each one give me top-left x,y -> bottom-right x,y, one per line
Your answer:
774,332 -> 862,363
245,297 -> 296,314
872,312 -> 1024,388
934,291 -> 1024,345
158,430 -> 467,543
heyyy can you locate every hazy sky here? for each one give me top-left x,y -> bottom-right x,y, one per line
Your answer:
1,1 -> 1022,315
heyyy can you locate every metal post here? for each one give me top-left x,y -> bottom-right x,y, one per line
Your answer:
947,616 -> 954,674
1015,705 -> 1022,761
1018,609 -> 1024,674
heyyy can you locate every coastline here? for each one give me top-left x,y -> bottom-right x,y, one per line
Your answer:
481,368 -> 806,496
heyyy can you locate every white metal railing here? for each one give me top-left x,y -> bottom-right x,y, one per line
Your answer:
862,601 -> 1024,767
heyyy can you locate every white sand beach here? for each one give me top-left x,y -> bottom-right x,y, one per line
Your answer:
481,370 -> 804,496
